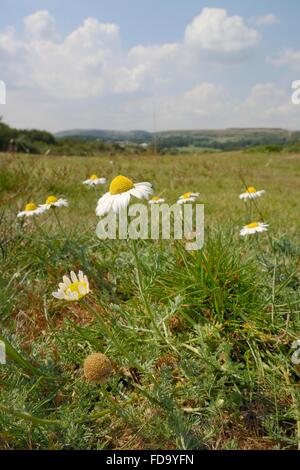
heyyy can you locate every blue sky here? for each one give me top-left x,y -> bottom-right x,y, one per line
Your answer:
0,1 -> 300,131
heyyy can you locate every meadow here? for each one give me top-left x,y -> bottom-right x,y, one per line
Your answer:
0,150 -> 300,450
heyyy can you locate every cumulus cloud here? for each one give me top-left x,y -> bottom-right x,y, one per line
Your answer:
0,7 -> 261,100
234,83 -> 298,127
184,7 -> 260,53
23,10 -> 58,41
253,14 -> 280,26
2,8 -> 295,131
268,49 -> 300,69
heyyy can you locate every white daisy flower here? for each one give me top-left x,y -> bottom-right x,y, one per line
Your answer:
83,175 -> 107,186
40,195 -> 68,210
240,222 -> 269,237
239,187 -> 265,200
149,196 -> 165,205
177,192 -> 199,205
52,271 -> 90,301
96,175 -> 153,216
17,202 -> 46,218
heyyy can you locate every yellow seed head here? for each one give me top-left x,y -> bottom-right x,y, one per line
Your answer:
246,187 -> 257,193
246,222 -> 259,229
109,175 -> 134,195
90,174 -> 98,180
152,196 -> 160,201
65,281 -> 88,301
83,353 -> 112,384
46,195 -> 58,204
182,192 -> 192,199
25,202 -> 37,211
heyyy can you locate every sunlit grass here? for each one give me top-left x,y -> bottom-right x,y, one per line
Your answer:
0,151 -> 300,450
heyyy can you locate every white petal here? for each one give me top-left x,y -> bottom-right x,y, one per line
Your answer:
73,291 -> 79,301
63,275 -> 71,286
78,285 -> 86,295
112,195 -> 123,213
119,192 -> 131,209
131,187 -> 151,200
52,291 -> 64,299
70,271 -> 78,283
134,182 -> 152,188
96,192 -> 112,216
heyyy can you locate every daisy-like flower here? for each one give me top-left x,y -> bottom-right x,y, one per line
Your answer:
148,196 -> 165,205
177,192 -> 199,205
239,186 -> 265,200
240,222 -> 269,237
96,175 -> 153,216
17,202 -> 45,218
41,195 -> 68,210
83,175 -> 107,186
52,271 -> 90,301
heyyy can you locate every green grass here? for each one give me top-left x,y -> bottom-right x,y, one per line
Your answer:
0,151 -> 300,450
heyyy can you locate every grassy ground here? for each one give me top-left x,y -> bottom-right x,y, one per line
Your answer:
0,151 -> 300,450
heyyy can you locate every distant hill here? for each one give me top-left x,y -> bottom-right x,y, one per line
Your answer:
55,127 -> 300,151
54,129 -> 152,143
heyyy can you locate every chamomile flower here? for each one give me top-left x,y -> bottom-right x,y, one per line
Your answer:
96,175 -> 153,216
177,192 -> 199,205
41,195 -> 68,210
240,222 -> 269,237
17,202 -> 45,218
149,196 -> 165,204
83,175 -> 107,186
239,187 -> 265,200
52,271 -> 90,301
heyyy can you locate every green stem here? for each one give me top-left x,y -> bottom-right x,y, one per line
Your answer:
0,404 -> 110,427
32,217 -> 49,242
53,208 -> 68,241
0,335 -> 59,381
83,301 -> 156,381
131,239 -> 165,342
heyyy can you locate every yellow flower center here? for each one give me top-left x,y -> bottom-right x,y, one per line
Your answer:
90,174 -> 98,180
247,187 -> 257,193
65,281 -> 87,301
246,222 -> 259,229
46,195 -> 58,204
152,196 -> 160,201
25,203 -> 37,211
182,192 -> 192,199
109,175 -> 134,195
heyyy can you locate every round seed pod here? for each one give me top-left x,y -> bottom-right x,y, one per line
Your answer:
83,353 -> 112,384
168,313 -> 185,333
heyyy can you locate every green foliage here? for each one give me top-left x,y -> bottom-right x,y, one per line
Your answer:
2,118 -> 300,155
0,151 -> 300,450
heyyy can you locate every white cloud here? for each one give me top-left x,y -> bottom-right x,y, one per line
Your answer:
23,10 -> 58,41
253,14 -> 280,26
0,7 -> 261,101
4,9 -> 296,131
234,83 -> 299,127
0,27 -> 18,55
4,79 -> 298,132
268,49 -> 300,69
184,7 -> 260,53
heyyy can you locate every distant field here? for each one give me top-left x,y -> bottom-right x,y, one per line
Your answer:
1,150 -> 300,231
1,151 -> 300,450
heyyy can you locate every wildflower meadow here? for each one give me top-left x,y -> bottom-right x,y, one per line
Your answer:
0,149 -> 300,450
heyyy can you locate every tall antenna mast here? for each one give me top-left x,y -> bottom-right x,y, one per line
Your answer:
152,94 -> 158,155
